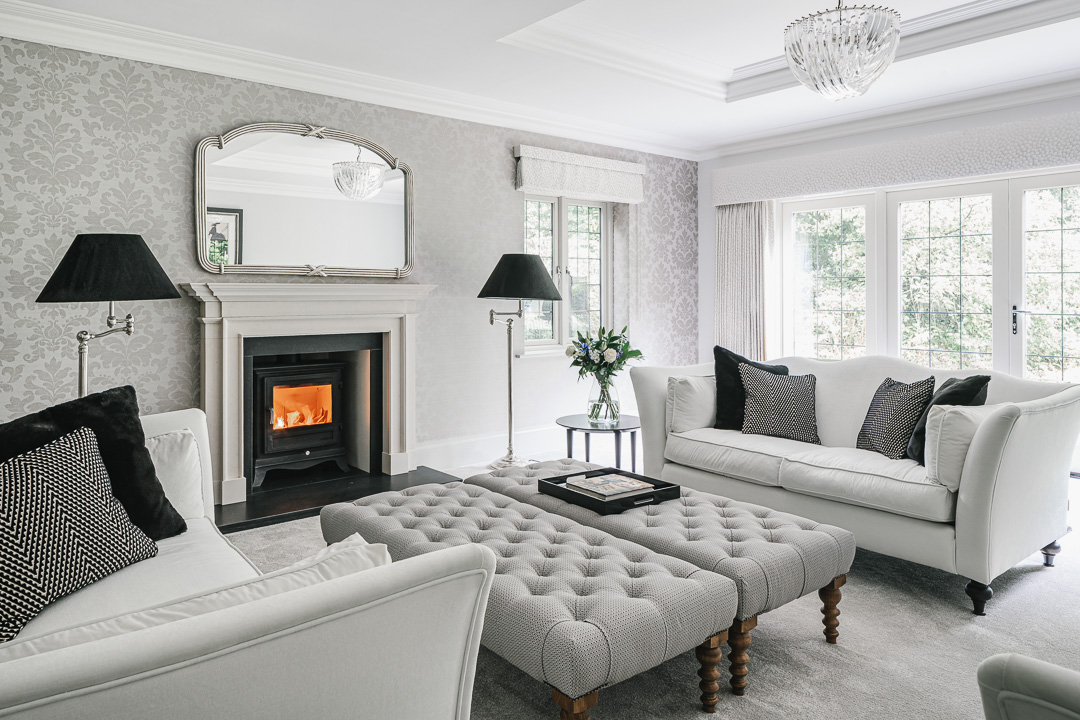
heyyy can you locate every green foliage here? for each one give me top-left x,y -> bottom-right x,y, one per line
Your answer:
567,326 -> 642,384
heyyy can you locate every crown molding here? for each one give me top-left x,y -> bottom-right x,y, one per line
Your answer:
498,15 -> 730,101
0,0 -> 701,160
726,0 -> 1080,102
702,68 -> 1080,159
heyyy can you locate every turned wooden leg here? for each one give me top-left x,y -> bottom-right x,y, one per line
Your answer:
819,575 -> 846,644
1042,541 -> 1062,567
552,689 -> 598,720
696,631 -> 728,713
727,616 -> 757,696
965,580 -> 993,616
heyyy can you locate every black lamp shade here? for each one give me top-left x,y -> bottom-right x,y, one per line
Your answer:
36,234 -> 181,303
477,253 -> 562,301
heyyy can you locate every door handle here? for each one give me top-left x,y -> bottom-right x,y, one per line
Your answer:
1012,305 -> 1032,335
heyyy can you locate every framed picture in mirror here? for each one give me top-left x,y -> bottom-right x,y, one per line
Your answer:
206,207 -> 243,266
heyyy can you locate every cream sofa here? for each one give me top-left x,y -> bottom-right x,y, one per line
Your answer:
0,408 -> 495,720
632,355 -> 1080,614
979,654 -> 1080,720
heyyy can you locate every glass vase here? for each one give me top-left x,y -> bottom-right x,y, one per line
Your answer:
587,377 -> 620,426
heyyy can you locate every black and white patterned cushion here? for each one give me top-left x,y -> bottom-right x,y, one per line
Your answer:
0,427 -> 157,642
857,376 -> 936,459
739,363 -> 820,444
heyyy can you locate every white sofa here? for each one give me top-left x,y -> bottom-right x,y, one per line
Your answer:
632,355 -> 1080,614
0,408 -> 496,720
979,654 -> 1080,720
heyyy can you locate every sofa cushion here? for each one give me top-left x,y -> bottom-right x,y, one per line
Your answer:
856,376 -> 935,459
17,517 -> 259,641
713,345 -> 787,430
665,428 -> 814,486
145,429 -> 204,520
0,428 -> 159,642
780,446 -> 957,522
0,386 -> 186,540
667,375 -> 717,433
0,534 -> 388,662
741,364 -> 820,444
925,404 -> 1002,491
907,375 -> 991,464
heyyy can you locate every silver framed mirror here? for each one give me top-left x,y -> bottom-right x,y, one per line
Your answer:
194,122 -> 413,277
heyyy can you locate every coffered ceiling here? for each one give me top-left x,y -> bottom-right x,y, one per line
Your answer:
2,0 -> 1079,160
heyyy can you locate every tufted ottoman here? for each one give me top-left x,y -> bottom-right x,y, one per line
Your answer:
466,460 -> 856,696
321,483 -> 739,719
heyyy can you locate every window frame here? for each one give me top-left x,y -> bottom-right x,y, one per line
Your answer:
1008,170 -> 1080,378
884,180 -> 1010,370
780,194 -> 881,357
522,195 -> 613,354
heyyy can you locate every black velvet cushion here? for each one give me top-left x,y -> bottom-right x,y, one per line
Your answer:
714,345 -> 788,430
906,375 -> 991,465
0,386 -> 186,540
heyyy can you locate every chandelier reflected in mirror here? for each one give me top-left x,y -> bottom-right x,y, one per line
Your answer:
332,146 -> 386,200
784,3 -> 901,101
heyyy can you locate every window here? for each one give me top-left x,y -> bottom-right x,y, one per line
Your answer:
898,194 -> 993,369
789,206 -> 867,359
522,196 -> 611,349
781,195 -> 877,359
1019,182 -> 1080,381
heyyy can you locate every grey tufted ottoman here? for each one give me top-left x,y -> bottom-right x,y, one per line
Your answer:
466,460 -> 856,696
321,483 -> 739,719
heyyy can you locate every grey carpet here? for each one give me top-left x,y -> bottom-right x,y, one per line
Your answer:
229,516 -> 1079,720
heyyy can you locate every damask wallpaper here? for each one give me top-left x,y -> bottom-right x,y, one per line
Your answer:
0,38 -> 698,449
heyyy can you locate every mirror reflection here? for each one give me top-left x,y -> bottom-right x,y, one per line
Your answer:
200,129 -> 408,273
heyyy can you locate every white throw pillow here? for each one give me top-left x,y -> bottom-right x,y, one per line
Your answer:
145,429 -> 205,520
924,404 -> 1002,491
0,534 -> 389,662
667,376 -> 717,433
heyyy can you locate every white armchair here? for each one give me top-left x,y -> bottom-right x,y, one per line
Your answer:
979,654 -> 1080,720
0,408 -> 496,720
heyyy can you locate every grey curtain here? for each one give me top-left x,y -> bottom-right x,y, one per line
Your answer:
715,201 -> 775,360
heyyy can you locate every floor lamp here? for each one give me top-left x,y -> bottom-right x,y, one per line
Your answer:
36,234 -> 181,398
478,253 -> 562,468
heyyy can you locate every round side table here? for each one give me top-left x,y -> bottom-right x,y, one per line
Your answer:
556,414 -> 641,472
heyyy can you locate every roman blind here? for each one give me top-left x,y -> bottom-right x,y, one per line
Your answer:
515,145 -> 646,204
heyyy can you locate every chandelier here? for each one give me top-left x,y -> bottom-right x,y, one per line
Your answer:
332,146 -> 386,200
784,3 -> 901,101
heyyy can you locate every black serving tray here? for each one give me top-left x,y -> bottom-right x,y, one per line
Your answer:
539,467 -> 681,515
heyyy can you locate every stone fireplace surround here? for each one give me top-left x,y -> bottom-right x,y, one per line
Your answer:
183,282 -> 435,505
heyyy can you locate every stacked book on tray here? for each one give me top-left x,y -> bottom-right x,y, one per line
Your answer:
563,473 -> 654,501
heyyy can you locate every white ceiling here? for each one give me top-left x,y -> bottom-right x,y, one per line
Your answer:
3,0 -> 1080,160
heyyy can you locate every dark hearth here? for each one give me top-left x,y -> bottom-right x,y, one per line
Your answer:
252,362 -> 348,488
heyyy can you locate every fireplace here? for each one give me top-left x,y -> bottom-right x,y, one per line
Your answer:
251,362 -> 348,488
242,333 -> 384,496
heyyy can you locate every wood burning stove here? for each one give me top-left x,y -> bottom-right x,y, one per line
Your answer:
251,362 -> 349,488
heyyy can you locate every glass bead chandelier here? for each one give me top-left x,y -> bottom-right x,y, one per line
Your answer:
332,146 -> 386,200
784,3 -> 901,101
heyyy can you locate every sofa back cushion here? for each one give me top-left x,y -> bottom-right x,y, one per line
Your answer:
924,404 -> 1003,491
145,429 -> 205,520
667,376 -> 717,433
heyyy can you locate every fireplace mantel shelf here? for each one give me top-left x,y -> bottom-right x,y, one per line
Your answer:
182,281 -> 435,505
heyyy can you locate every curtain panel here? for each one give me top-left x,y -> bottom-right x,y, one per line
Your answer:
515,145 -> 646,204
715,201 -> 775,360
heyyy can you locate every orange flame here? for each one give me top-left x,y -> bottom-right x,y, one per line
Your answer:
271,384 -> 332,430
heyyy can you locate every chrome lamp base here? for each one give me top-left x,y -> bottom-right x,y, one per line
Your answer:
488,452 -> 530,470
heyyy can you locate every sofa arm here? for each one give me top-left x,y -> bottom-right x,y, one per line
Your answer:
955,386 -> 1080,584
979,653 -> 1080,720
630,363 -> 712,478
0,544 -> 496,720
